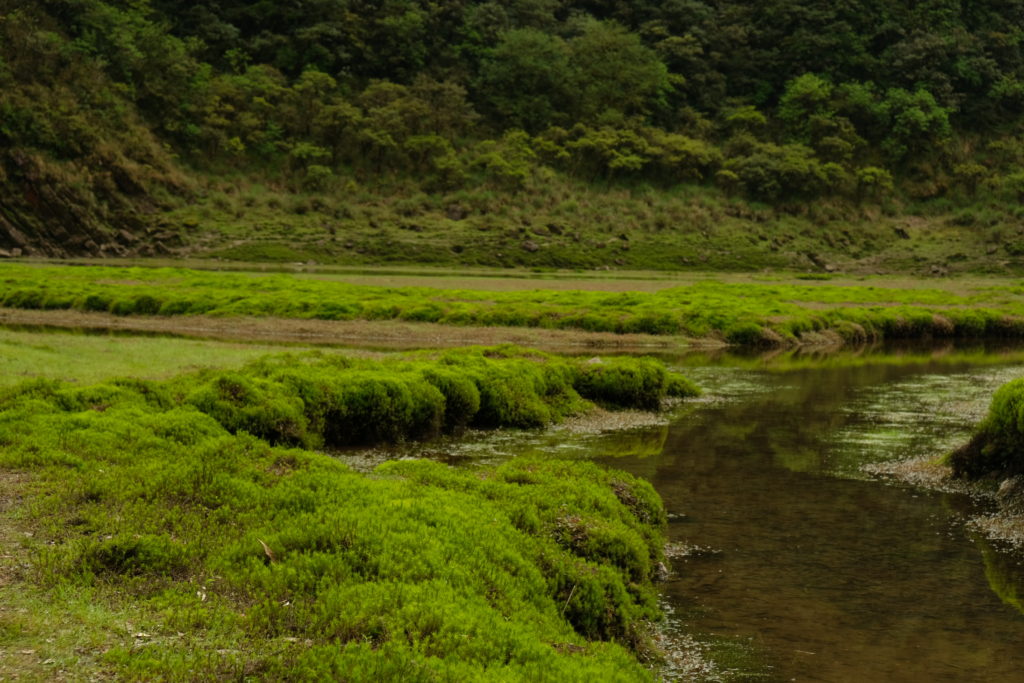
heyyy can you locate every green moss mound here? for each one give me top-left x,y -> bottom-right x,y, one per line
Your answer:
164,346 -> 695,449
949,377 -> 1024,478
0,362 -> 672,680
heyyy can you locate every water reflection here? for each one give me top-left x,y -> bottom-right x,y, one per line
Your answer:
602,356 -> 1024,681
976,533 -> 1024,617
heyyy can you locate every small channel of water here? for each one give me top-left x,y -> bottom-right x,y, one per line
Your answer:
365,346 -> 1024,681
613,356 -> 1024,681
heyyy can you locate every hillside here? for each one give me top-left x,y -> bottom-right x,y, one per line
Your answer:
3,0 -> 1024,272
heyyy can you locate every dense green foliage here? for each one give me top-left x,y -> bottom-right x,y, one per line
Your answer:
0,364 -> 672,679
6,263 -> 1024,345
950,377 -> 1024,478
5,0 -> 1024,259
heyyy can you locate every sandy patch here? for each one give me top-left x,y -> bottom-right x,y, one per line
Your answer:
555,407 -> 671,435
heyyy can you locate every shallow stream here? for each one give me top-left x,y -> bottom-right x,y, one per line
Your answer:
626,354 -> 1024,681
360,345 -> 1024,681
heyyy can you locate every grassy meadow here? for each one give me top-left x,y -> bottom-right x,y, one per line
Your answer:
0,334 -> 702,680
6,262 -> 1024,346
164,177 -> 1023,276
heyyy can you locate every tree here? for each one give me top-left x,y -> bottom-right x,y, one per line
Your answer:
566,19 -> 671,123
477,29 -> 572,133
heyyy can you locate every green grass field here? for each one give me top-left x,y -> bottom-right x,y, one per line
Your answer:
0,341 -> 700,680
5,262 -> 1024,345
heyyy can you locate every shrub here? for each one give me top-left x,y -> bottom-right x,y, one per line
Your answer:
665,372 -> 701,398
186,372 -> 310,446
421,368 -> 481,430
724,321 -> 767,346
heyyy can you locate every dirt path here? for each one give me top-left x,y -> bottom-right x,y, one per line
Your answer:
0,308 -> 710,351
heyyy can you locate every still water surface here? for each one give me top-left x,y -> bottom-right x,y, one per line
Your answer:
361,348 -> 1024,681
606,356 -> 1024,681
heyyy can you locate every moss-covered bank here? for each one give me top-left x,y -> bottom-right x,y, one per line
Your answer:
950,378 -> 1024,479
0,348 -> 695,679
166,345 -> 698,448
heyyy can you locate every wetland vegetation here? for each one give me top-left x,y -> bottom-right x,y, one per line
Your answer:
3,323 -> 1024,680
8,263 -> 1024,347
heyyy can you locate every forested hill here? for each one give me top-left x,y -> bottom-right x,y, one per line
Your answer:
3,0 -> 1024,269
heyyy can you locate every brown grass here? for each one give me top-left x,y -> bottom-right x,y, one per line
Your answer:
0,308 -> 707,351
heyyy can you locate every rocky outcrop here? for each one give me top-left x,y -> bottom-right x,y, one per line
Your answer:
0,149 -> 181,257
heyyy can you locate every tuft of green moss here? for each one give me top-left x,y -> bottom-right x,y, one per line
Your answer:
949,377 -> 1024,478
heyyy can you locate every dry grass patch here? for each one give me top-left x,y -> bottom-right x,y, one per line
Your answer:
0,308 -> 692,351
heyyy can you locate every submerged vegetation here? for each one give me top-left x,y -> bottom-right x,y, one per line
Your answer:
5,263 -> 1024,346
0,346 -> 697,679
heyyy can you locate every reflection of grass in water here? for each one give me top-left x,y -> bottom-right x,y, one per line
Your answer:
975,533 -> 1024,615
675,347 -> 1024,373
594,426 -> 669,459
825,367 -> 1024,478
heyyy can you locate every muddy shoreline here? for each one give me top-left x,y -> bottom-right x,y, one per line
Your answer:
865,457 -> 1024,551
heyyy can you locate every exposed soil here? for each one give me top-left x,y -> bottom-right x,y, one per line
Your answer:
0,307 -> 707,351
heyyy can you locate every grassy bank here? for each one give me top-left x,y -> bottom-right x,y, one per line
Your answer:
0,401 -> 668,679
949,378 -> 1024,479
0,327 -> 307,387
6,263 -> 1024,346
161,176 -> 1024,277
0,347 -> 697,679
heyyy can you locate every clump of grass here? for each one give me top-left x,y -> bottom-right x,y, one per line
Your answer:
0,361 -> 672,679
575,357 -> 674,411
948,377 -> 1024,478
173,346 -> 694,448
